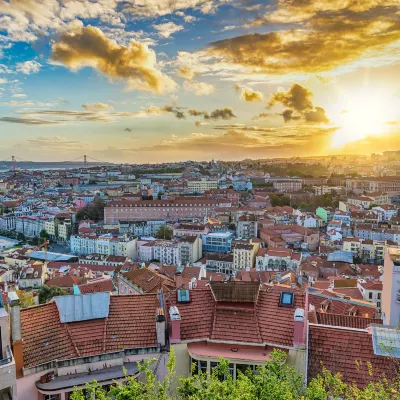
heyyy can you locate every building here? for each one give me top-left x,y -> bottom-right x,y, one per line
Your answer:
167,282 -> 308,380
105,199 -> 221,223
272,180 -> 302,193
232,242 -> 257,270
201,231 -> 234,253
382,246 -> 400,326
186,178 -> 218,193
346,177 -> 400,197
118,220 -> 165,237
19,263 -> 46,289
357,280 -> 383,314
237,214 -> 258,240
12,292 -> 167,400
70,233 -> 137,258
0,294 -> 17,399
256,248 -> 302,271
205,254 -> 234,274
347,196 -> 376,209
316,207 -> 335,224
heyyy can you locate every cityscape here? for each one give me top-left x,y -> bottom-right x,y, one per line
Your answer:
0,0 -> 399,399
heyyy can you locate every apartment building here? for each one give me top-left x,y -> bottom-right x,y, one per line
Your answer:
237,214 -> 258,240
105,199 -> 220,223
256,248 -> 302,271
232,242 -> 257,270
118,220 -> 165,237
382,246 -> 400,325
15,215 -> 48,238
70,233 -> 137,258
205,253 -> 234,274
201,231 -> 234,253
316,207 -> 335,223
186,178 -> 218,193
342,237 -> 390,264
272,179 -> 302,193
357,280 -> 383,314
347,177 -> 400,197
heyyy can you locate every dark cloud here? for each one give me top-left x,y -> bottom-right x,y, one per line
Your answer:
204,108 -> 236,120
267,83 -> 330,124
162,105 -> 186,119
124,128 -> 132,132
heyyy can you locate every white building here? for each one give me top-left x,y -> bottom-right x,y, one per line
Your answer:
357,280 -> 383,315
256,248 -> 302,271
70,234 -> 137,258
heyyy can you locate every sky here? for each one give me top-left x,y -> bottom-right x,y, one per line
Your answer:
0,0 -> 399,163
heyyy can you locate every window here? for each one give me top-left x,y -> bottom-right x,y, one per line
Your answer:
378,293 -> 381,300
369,292 -> 373,299
44,395 -> 59,400
190,357 -> 207,375
280,292 -> 294,306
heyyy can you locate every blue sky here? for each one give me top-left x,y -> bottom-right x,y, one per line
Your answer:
0,0 -> 399,163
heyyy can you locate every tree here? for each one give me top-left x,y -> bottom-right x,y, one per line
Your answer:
270,194 -> 290,207
154,225 -> 173,240
76,198 -> 105,222
71,349 -> 400,399
15,290 -> 35,308
38,285 -> 65,304
40,230 -> 49,244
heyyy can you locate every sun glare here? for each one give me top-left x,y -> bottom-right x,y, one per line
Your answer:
331,92 -> 395,148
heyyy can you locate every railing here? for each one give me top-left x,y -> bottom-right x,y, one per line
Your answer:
0,346 -> 13,366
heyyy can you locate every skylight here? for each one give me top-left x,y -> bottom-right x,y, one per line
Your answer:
372,325 -> 400,358
280,292 -> 294,306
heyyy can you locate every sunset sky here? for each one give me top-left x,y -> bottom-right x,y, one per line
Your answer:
0,0 -> 399,163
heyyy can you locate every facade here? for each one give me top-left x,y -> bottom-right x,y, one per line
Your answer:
19,264 -> 46,289
167,283 -> 307,381
70,234 -> 137,258
256,248 -> 302,271
237,215 -> 258,240
346,177 -> 400,197
13,292 -> 166,400
118,220 -> 165,237
382,246 -> 400,326
186,178 -> 218,193
357,280 -> 383,315
205,254 -> 234,274
272,180 -> 302,193
316,207 -> 334,223
232,243 -> 257,270
201,231 -> 234,253
105,199 -> 220,223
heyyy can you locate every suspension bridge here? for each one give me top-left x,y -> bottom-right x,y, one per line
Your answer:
0,155 -> 114,170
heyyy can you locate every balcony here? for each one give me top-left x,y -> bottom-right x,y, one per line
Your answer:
0,345 -> 16,399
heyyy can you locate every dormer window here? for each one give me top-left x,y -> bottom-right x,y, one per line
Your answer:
280,292 -> 294,307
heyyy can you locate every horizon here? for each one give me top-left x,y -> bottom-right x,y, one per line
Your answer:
0,1 -> 399,163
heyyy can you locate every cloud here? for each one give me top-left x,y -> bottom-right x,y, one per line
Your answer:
0,117 -> 61,125
25,136 -> 88,150
188,107 -> 236,120
203,1 -> 400,76
82,102 -> 113,111
183,80 -> 215,95
154,22 -> 184,38
11,93 -> 27,98
123,0 -> 228,17
267,83 -> 330,124
177,67 -> 198,80
234,84 -> 263,102
0,78 -> 8,84
16,60 -> 42,75
184,15 -> 197,23
161,105 -> 186,119
124,127 -> 132,132
50,25 -> 176,94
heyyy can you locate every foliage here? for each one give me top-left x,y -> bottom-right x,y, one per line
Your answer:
133,168 -> 183,177
251,181 -> 274,188
76,198 -> 105,222
270,194 -> 291,207
38,285 -> 65,304
71,349 -> 400,400
154,225 -> 173,240
16,290 -> 36,308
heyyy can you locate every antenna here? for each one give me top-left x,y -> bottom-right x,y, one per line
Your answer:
84,155 -> 87,168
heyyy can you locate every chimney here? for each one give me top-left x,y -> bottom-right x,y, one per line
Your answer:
169,306 -> 181,344
8,291 -> 23,378
155,307 -> 166,347
293,308 -> 306,347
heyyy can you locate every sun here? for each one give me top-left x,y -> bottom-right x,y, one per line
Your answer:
330,91 -> 395,148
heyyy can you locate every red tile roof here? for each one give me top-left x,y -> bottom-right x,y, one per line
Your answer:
20,294 -> 159,368
78,278 -> 115,294
166,285 -> 305,347
315,312 -> 382,329
308,325 -> 396,387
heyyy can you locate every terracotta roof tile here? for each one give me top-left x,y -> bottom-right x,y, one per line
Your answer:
315,312 -> 382,329
308,325 -> 396,387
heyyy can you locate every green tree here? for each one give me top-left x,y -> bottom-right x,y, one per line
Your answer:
76,198 -> 105,222
71,349 -> 400,400
154,225 -> 173,240
38,285 -> 65,304
15,290 -> 36,308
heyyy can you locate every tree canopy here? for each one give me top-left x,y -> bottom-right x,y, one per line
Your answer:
154,225 -> 173,240
38,285 -> 65,304
76,198 -> 105,222
71,349 -> 399,400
